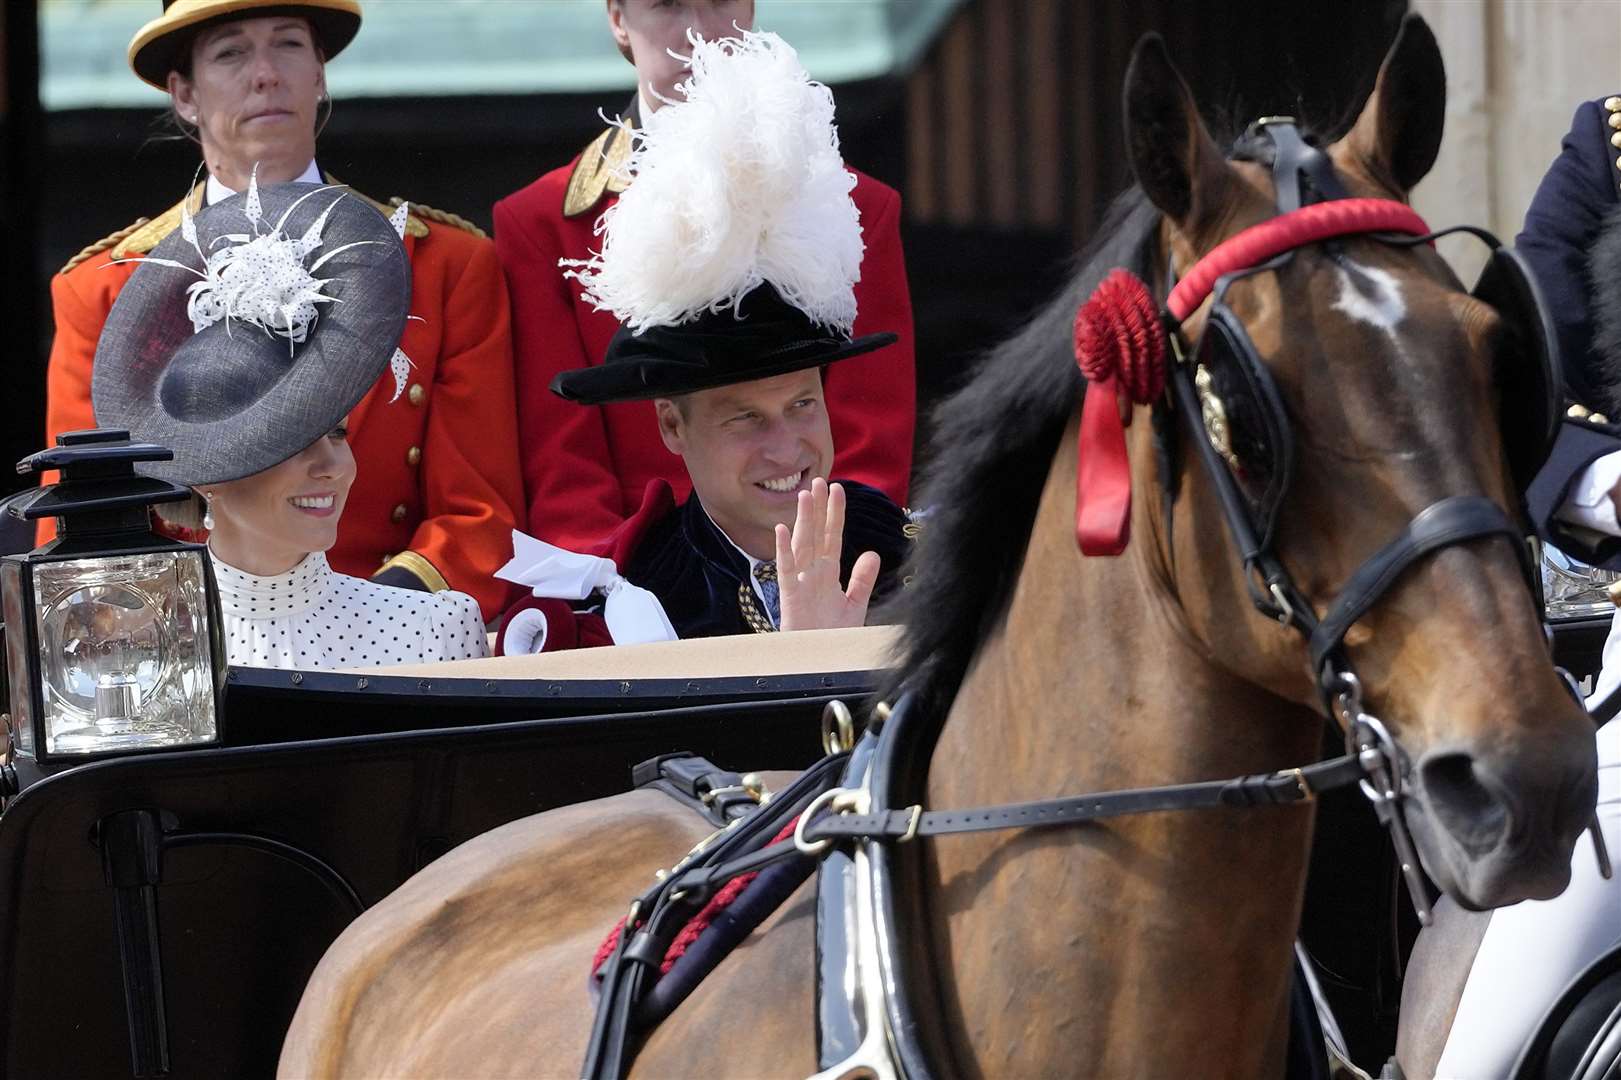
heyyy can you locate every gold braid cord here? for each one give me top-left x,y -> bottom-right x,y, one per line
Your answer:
389,197 -> 487,239
379,550 -> 450,593
737,582 -> 777,634
59,218 -> 150,274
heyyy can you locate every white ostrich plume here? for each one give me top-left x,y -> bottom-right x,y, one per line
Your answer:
561,28 -> 865,336
117,166 -> 387,355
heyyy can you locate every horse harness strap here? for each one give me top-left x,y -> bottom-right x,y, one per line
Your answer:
582,752 -> 849,1080
1306,495 -> 1529,675
580,700 -> 1401,1080
798,753 -> 1367,847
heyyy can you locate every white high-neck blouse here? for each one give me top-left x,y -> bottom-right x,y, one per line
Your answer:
211,552 -> 489,670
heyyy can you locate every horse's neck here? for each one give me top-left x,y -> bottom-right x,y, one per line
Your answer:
920,417 -> 1323,1078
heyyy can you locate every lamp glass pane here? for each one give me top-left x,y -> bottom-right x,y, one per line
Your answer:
32,551 -> 217,755
1543,543 -> 1619,621
1,560 -> 33,754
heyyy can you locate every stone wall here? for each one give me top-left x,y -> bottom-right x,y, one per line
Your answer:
1411,0 -> 1621,278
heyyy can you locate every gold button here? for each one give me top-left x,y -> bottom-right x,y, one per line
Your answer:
1612,131 -> 1621,149
408,384 -> 425,406
1568,403 -> 1592,419
1594,413 -> 1611,425
406,446 -> 422,466
1607,96 -> 1621,112
391,503 -> 408,523
1610,112 -> 1621,131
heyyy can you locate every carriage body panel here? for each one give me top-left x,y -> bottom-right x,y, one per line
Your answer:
0,629 -> 892,1078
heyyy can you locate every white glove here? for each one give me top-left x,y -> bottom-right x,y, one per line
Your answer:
496,531 -> 678,647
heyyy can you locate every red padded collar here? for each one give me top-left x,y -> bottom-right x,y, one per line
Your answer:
1166,198 -> 1430,322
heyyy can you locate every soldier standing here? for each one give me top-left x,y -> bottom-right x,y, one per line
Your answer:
492,0 -> 917,552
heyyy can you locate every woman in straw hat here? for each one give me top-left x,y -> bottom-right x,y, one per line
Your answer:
45,0 -> 522,622
93,179 -> 489,670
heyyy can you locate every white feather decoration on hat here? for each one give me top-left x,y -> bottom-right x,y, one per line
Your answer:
561,29 -> 864,336
116,166 -> 387,355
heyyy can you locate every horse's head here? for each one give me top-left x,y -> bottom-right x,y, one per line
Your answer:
1123,17 -> 1597,908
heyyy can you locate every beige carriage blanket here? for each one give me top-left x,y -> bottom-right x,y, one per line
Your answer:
347,625 -> 902,680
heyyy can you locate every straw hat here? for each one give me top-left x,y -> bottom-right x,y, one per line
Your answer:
128,0 -> 362,90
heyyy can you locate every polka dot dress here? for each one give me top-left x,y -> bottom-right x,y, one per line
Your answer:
211,552 -> 489,670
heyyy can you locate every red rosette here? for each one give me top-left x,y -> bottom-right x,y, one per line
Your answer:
1072,270 -> 1166,556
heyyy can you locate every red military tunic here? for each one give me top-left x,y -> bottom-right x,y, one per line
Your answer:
43,180 -> 523,619
492,121 -> 917,552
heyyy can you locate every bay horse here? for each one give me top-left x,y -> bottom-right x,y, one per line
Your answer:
279,19 -> 1598,1079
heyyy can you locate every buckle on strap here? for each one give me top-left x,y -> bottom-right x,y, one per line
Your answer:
794,787 -> 865,857
1328,674 -> 1433,926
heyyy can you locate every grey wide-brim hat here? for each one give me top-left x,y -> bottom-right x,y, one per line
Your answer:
92,181 -> 411,486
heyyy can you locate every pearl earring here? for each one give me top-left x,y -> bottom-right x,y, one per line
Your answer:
202,493 -> 215,531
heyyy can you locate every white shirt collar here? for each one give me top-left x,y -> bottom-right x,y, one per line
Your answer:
205,159 -> 323,206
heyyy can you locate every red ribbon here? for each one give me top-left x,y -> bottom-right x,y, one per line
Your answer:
1073,270 -> 1165,555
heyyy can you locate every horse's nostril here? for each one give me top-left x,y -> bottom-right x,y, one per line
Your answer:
1418,752 -> 1510,855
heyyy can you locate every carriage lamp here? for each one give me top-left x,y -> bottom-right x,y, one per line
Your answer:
0,430 -> 225,764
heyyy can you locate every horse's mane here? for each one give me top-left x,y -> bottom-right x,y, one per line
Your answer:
880,187 -> 1163,718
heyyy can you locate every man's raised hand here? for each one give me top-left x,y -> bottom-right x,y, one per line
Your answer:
775,478 -> 881,631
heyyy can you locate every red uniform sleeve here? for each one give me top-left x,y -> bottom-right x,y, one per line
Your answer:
494,193 -> 629,549
37,262 -> 116,544
401,237 -> 524,618
828,180 -> 916,504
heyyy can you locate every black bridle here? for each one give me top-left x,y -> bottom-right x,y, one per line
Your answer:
806,116 -> 1576,915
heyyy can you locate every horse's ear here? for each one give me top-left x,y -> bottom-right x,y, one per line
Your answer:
1341,14 -> 1446,194
1123,33 -> 1229,227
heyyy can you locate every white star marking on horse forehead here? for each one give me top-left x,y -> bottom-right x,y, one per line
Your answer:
1332,260 -> 1407,336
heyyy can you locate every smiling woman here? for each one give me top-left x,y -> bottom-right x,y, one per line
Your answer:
91,179 -> 489,671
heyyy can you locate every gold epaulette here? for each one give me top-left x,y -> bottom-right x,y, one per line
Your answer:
323,175 -> 431,239
563,123 -> 635,219
59,218 -> 151,274
108,182 -> 207,263
388,197 -> 485,239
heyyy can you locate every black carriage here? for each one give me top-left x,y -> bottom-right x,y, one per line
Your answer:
0,631 -> 891,1078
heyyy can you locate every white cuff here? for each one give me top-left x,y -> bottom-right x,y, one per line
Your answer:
1557,451 -> 1621,536
504,607 -> 549,655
